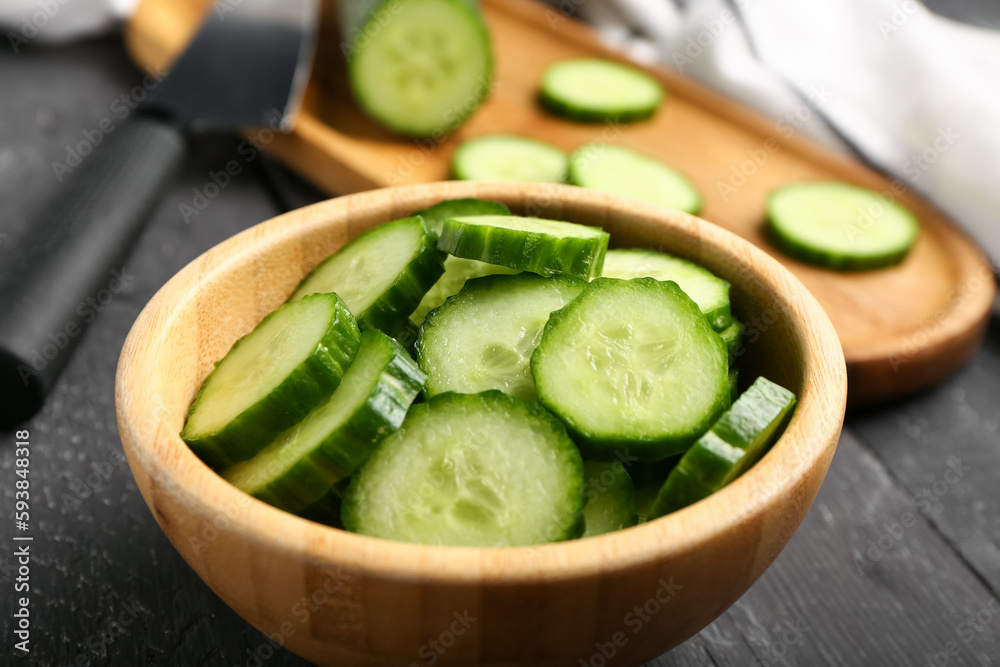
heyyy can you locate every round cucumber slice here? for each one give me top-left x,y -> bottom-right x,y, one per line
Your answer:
438,214 -> 610,279
223,330 -> 424,515
767,182 -> 919,270
601,248 -> 731,331
291,216 -> 445,333
582,460 -> 638,537
539,58 -> 664,123
649,376 -> 796,519
181,293 -> 361,468
417,273 -> 586,399
532,277 -> 730,462
342,391 -> 585,547
568,144 -> 702,214
452,135 -> 568,183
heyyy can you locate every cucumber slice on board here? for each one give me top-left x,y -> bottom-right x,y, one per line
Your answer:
582,460 -> 638,537
342,391 -> 585,547
539,58 -> 664,123
438,215 -> 610,279
568,144 -> 703,214
291,216 -> 446,333
181,293 -> 361,469
417,273 -> 586,399
648,376 -> 796,519
600,248 -> 732,331
223,330 -> 424,515
532,277 -> 730,462
341,0 -> 493,137
452,135 -> 569,183
767,182 -> 919,270
413,198 -> 512,236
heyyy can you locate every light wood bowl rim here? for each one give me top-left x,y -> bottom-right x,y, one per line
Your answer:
115,181 -> 847,584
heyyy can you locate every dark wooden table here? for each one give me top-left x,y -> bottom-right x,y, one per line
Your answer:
2,31 -> 999,667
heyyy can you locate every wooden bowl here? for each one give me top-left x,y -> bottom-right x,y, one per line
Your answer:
115,182 -> 847,667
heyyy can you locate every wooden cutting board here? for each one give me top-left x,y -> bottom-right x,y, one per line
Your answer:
124,0 -> 994,406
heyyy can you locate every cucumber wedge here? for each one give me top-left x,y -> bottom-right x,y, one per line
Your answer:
223,330 -> 424,515
582,460 -> 638,537
568,144 -> 702,214
417,273 -> 586,399
649,376 -> 796,519
413,198 -> 511,236
438,214 -> 610,279
767,182 -> 919,270
600,248 -> 732,331
341,0 -> 493,137
181,293 -> 361,469
719,318 -> 743,359
342,391 -> 585,547
452,135 -> 568,183
532,277 -> 730,462
291,216 -> 445,333
539,58 -> 664,123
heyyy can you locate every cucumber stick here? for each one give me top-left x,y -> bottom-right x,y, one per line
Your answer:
649,376 -> 796,519
182,293 -> 361,469
582,460 -> 638,537
341,0 -> 492,137
532,277 -> 730,462
540,59 -> 664,123
223,330 -> 423,515
291,216 -> 445,333
438,215 -> 609,279
417,273 -> 586,399
342,391 -> 585,547
452,135 -> 568,183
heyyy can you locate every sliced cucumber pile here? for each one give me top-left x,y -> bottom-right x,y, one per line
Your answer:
532,277 -> 730,462
417,273 -> 585,399
540,58 -> 664,123
568,144 -> 702,214
341,0 -> 493,137
181,293 -> 360,468
342,391 -> 585,547
438,214 -> 609,279
291,216 -> 445,333
649,376 -> 796,519
582,460 -> 638,537
452,135 -> 568,183
767,182 -> 919,270
600,248 -> 731,331
223,330 -> 424,514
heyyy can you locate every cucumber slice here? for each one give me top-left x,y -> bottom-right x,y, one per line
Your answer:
342,391 -> 585,547
452,135 -> 568,183
568,144 -> 702,214
412,198 -> 511,236
298,485 -> 346,529
600,248 -> 732,330
438,214 -> 610,279
582,460 -> 638,537
342,0 -> 493,137
719,318 -> 743,359
539,58 -> 663,123
649,376 -> 796,519
181,293 -> 361,468
223,330 -> 424,515
291,216 -> 445,333
767,182 -> 919,270
532,277 -> 730,462
417,273 -> 586,399
627,456 -> 681,523
728,368 -> 739,402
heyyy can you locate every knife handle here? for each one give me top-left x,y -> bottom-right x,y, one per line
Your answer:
0,114 -> 185,426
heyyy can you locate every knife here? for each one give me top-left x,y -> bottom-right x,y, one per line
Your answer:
0,0 -> 318,427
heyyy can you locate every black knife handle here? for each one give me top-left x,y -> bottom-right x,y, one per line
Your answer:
0,114 -> 185,427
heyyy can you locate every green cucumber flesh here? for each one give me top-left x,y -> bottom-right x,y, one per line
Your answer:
291,216 -> 445,333
600,248 -> 731,330
540,58 -> 663,123
412,197 -> 511,236
438,214 -> 609,279
627,456 -> 681,523
417,273 -> 586,399
223,330 -> 424,515
728,368 -> 739,402
582,460 -> 638,537
649,376 -> 796,519
532,277 -> 731,462
452,135 -> 568,183
342,391 -> 585,547
719,318 -> 743,360
767,182 -> 919,270
182,293 -> 361,468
